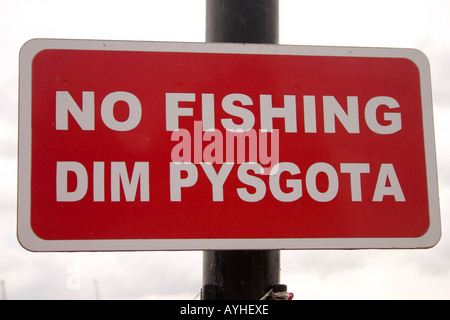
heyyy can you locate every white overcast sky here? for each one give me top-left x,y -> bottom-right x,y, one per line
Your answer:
1,0 -> 450,299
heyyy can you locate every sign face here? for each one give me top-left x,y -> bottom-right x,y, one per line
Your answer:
18,39 -> 440,251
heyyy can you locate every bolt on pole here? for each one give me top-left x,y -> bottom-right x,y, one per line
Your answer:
203,0 -> 281,300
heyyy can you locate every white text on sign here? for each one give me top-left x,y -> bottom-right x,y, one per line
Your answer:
54,90 -> 405,203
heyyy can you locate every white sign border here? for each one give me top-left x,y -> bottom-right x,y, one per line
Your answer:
18,39 -> 441,251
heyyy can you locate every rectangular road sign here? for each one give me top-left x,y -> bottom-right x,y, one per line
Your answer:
18,39 -> 440,251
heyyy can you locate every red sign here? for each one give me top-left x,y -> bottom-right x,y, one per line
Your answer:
18,39 -> 440,251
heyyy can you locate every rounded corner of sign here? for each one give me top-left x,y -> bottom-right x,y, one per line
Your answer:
19,39 -> 54,65
16,230 -> 40,253
409,48 -> 431,64
20,39 -> 44,55
425,228 -> 442,249
401,48 -> 431,74
17,223 -> 51,253
19,38 -> 38,54
414,222 -> 442,250
428,233 -> 442,249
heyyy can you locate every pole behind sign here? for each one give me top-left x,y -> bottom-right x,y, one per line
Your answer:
202,0 -> 282,300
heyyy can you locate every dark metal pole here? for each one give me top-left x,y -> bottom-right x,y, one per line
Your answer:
206,0 -> 279,44
203,0 -> 281,300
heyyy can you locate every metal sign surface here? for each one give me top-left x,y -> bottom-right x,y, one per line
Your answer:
18,39 -> 440,251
